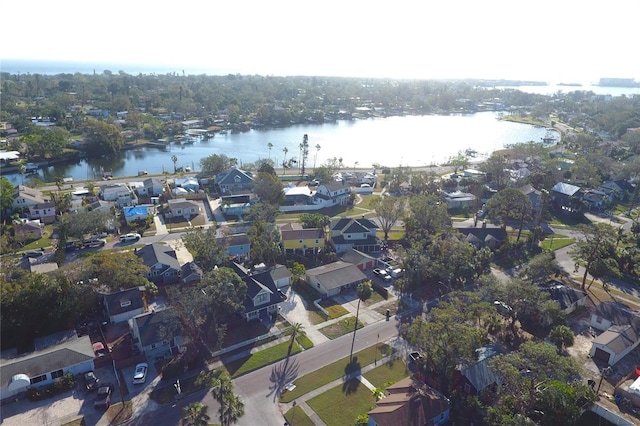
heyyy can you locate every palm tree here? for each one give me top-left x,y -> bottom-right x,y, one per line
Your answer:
282,147 -> 288,174
171,154 -> 178,173
54,176 -> 64,192
314,144 -> 321,170
267,142 -> 273,159
19,164 -> 26,185
182,402 -> 210,426
287,322 -> 305,356
219,393 -> 245,426
350,281 -> 372,361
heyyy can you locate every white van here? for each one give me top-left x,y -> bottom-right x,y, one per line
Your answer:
119,233 -> 141,242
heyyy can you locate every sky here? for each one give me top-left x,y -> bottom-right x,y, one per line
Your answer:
2,0 -> 640,83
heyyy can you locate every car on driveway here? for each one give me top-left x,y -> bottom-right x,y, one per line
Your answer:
94,383 -> 113,409
84,371 -> 100,391
373,268 -> 392,282
119,233 -> 141,243
132,363 -> 148,384
23,249 -> 45,258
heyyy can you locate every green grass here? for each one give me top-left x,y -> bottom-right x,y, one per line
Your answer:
319,299 -> 350,319
363,357 -> 411,389
307,379 -> 376,426
106,401 -> 133,424
297,334 -> 314,350
225,341 -> 301,378
540,234 -> 575,251
280,343 -> 393,403
363,290 -> 385,306
21,224 -> 54,250
283,405 -> 315,426
319,316 -> 363,339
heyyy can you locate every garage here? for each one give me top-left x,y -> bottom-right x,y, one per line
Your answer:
593,347 -> 611,363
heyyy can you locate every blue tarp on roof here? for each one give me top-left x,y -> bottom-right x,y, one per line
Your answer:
124,206 -> 148,217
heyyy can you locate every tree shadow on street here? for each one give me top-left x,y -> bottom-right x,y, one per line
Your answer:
342,357 -> 362,395
267,357 -> 299,402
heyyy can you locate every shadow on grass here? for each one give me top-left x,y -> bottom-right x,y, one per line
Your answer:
268,357 -> 300,402
343,356 -> 362,395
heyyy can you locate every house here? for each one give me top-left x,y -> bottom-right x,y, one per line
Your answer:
28,202 -> 56,224
123,205 -> 153,224
543,281 -> 588,314
455,227 -> 507,251
230,263 -> 288,321
600,179 -> 634,201
367,377 -> 450,426
583,189 -> 608,210
103,287 -> 146,324
455,345 -> 503,398
99,184 -> 132,202
282,185 -> 313,206
174,177 -> 200,193
550,182 -> 583,210
135,244 -> 181,285
89,199 -> 112,213
12,185 -> 48,212
28,261 -> 59,274
138,177 -> 164,197
13,219 -> 43,241
329,217 -> 380,254
215,168 -> 255,194
0,331 -> 94,401
341,248 -> 376,271
518,184 -> 543,220
313,182 -> 351,207
129,308 -> 182,359
166,198 -> 201,219
305,261 -> 367,297
590,301 -> 640,365
220,194 -> 253,218
217,233 -> 251,263
443,191 -> 477,209
181,262 -> 203,285
280,222 -> 325,255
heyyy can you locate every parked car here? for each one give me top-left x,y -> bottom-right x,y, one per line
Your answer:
373,268 -> 392,282
84,371 -> 100,391
23,249 -> 44,258
94,383 -> 113,409
119,233 -> 141,243
494,300 -> 513,316
65,241 -> 82,252
83,238 -> 107,248
132,363 -> 148,384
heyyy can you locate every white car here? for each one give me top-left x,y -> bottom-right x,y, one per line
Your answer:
132,363 -> 148,384
373,268 -> 392,282
119,233 -> 141,242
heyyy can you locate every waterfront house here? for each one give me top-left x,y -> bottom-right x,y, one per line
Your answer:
305,261 -> 367,297
102,287 -> 146,324
0,331 -> 94,401
280,222 -> 325,255
174,177 -> 200,193
12,185 -> 48,213
367,377 -> 450,426
215,167 -> 255,194
135,244 -> 181,285
129,308 -> 182,359
329,217 -> 380,254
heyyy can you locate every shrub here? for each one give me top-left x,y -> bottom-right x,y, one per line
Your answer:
28,373 -> 76,401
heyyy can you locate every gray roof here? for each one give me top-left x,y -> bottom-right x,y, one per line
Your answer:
593,325 -> 639,355
306,261 -> 367,291
595,301 -> 640,333
133,308 -> 180,347
330,217 -> 378,233
103,287 -> 144,317
216,168 -> 254,185
545,284 -> 588,311
551,182 -> 581,196
135,243 -> 180,271
0,334 -> 93,380
341,249 -> 375,265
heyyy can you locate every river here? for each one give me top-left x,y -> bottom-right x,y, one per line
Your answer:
6,112 -> 557,184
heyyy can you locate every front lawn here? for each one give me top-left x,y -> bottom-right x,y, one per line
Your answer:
319,317 -> 363,339
283,406 -> 315,426
224,341 -> 301,378
149,369 -> 220,405
319,299 -> 349,319
540,233 -> 574,251
307,379 -> 376,426
280,344 -> 393,403
106,401 -> 133,424
363,357 -> 411,389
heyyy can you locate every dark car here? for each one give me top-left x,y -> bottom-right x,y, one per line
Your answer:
94,383 -> 113,409
23,249 -> 44,258
84,371 -> 99,391
65,241 -> 82,252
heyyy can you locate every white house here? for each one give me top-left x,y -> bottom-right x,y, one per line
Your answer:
12,185 -> 48,212
590,301 -> 640,365
139,177 -> 164,196
0,331 -> 94,401
166,198 -> 201,219
313,182 -> 352,207
174,177 -> 200,193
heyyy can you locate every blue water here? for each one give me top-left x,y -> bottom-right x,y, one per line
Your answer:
4,112 -> 558,183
